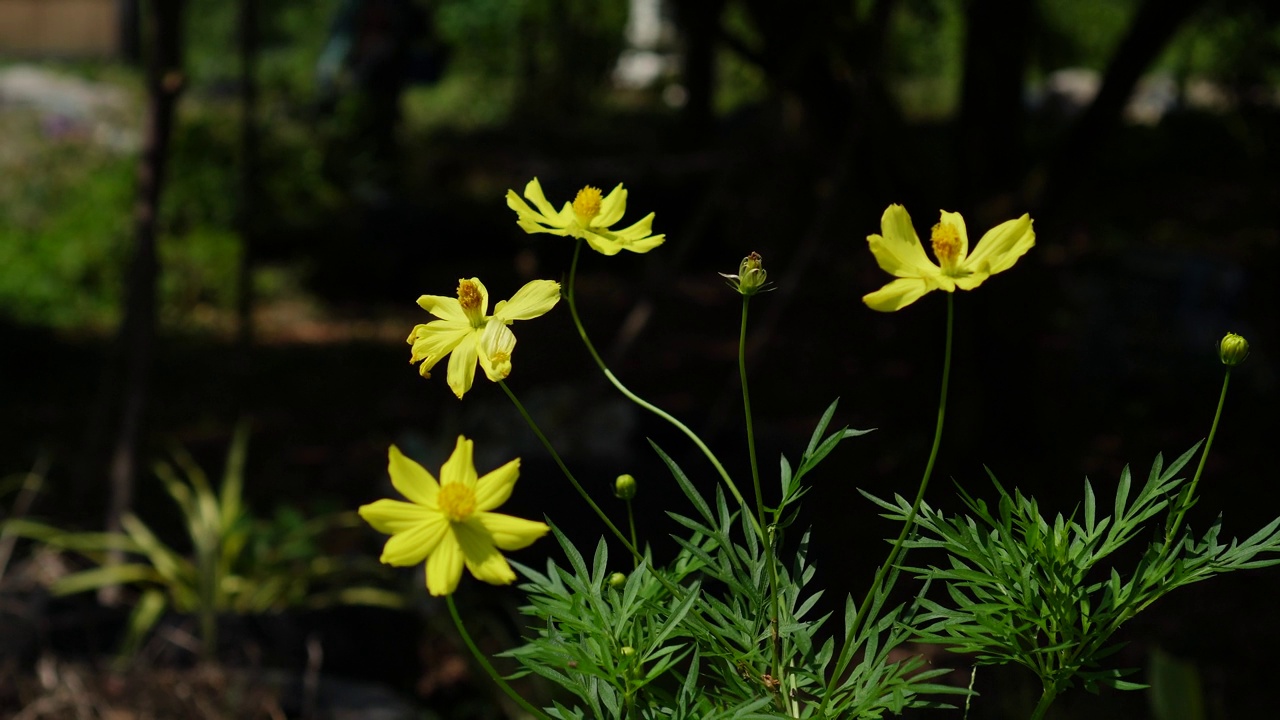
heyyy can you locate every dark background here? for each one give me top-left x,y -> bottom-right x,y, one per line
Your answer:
2,0 -> 1279,717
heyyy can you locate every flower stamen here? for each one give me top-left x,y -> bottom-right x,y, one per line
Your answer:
572,186 -> 603,222
931,222 -> 962,270
438,483 -> 476,521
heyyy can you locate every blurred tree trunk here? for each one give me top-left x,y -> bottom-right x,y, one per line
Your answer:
957,0 -> 1032,209
103,0 -> 186,599
237,0 -> 259,355
1035,0 -> 1205,205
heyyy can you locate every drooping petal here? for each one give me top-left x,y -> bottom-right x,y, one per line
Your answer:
445,333 -> 479,398
416,295 -> 467,323
937,210 -> 970,261
409,322 -> 469,366
621,234 -> 666,254
594,184 -> 627,228
378,516 -> 448,566
388,445 -> 439,506
476,512 -> 550,551
440,436 -> 478,488
358,499 -> 435,534
425,531 -> 464,596
477,321 -> 516,382
473,458 -> 520,511
862,277 -> 935,312
964,214 -> 1035,276
454,520 -> 517,586
492,280 -> 561,322
868,205 -> 937,278
582,230 -> 625,256
953,269 -> 993,291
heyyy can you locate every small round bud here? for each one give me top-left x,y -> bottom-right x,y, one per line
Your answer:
620,646 -> 635,657
608,572 -> 627,589
614,474 -> 637,501
1219,332 -> 1250,367
719,252 -> 771,296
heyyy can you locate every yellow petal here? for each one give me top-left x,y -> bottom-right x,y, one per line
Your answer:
477,321 -> 515,382
523,177 -> 561,219
473,457 -> 519,511
454,520 -> 517,586
594,183 -> 627,228
416,295 -> 466,323
611,212 -> 656,242
868,205 -> 937,278
476,512 -> 550,551
953,270 -> 992,291
425,531 -> 464,596
964,214 -> 1034,276
582,230 -> 625,256
492,279 -> 561,321
445,334 -> 479,398
938,210 -> 970,261
862,277 -> 934,312
378,516 -> 448,566
440,436 -> 478,488
358,498 -> 434,534
409,322 -> 468,365
388,445 -> 439,506
621,234 -> 665,254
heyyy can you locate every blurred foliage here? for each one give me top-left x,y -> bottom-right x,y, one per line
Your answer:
0,0 -> 1278,329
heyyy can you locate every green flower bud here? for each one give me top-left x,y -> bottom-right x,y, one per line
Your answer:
614,474 -> 637,501
620,646 -> 635,657
1219,332 -> 1250,367
719,252 -> 771,296
608,572 -> 627,589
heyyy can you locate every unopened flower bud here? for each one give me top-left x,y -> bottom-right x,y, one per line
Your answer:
1219,332 -> 1250,367
719,252 -> 771,296
614,474 -> 637,501
620,646 -> 635,657
608,572 -> 627,589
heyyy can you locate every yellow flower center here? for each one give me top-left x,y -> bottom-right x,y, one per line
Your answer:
931,222 -> 962,270
572,186 -> 603,223
457,279 -> 485,326
437,483 -> 477,521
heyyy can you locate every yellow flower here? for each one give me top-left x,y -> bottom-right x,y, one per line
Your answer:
359,438 -> 550,597
408,277 -> 560,398
505,177 -> 666,256
862,204 -> 1035,312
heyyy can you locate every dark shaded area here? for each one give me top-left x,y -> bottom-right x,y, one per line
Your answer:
4,0 -> 1280,716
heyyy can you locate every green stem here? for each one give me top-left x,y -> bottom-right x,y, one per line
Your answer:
626,498 -> 639,570
818,292 -> 955,714
1028,685 -> 1058,720
740,296 -> 766,534
499,380 -> 638,564
1165,368 -> 1232,545
446,595 -> 553,720
565,240 -> 760,538
739,295 -> 785,708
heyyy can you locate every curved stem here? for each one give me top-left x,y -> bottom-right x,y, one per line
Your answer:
446,595 -> 553,720
565,239 -> 760,538
498,380 -> 637,564
819,292 -> 955,714
1165,368 -> 1231,545
740,296 -> 765,532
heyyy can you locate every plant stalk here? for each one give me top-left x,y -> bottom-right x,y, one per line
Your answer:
447,595 -> 552,720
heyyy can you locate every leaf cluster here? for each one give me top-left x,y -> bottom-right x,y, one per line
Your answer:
2,423 -> 403,659
868,444 -> 1280,695
509,400 -> 962,718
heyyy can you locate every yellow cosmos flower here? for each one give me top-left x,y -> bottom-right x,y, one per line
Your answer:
408,277 -> 560,398
862,204 -> 1035,312
359,438 -> 550,597
505,177 -> 666,256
